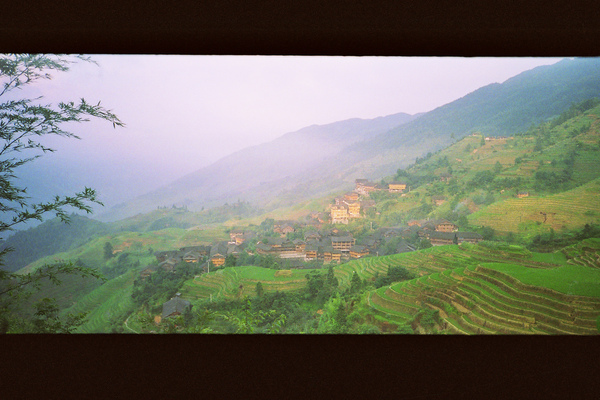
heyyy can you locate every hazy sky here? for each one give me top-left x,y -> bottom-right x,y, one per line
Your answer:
15,56 -> 563,209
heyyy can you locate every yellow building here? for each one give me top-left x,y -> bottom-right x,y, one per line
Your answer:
388,182 -> 407,193
331,204 -> 349,224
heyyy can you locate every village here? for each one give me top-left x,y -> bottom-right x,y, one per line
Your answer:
141,179 -> 484,285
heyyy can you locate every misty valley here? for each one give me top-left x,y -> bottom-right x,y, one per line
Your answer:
2,55 -> 600,334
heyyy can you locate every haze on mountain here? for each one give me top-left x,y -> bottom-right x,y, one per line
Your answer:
6,56 -> 560,226
100,57 -> 600,221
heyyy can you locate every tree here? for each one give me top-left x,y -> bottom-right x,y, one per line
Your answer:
220,298 -> 286,334
255,281 -> 264,298
387,266 -> 414,282
224,254 -> 236,268
103,242 -> 114,260
0,54 -> 123,333
494,161 -> 502,174
350,271 -> 362,293
325,264 -> 338,288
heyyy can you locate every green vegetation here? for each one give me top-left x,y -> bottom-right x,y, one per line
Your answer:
0,54 -> 123,333
4,62 -> 600,334
482,263 -> 600,298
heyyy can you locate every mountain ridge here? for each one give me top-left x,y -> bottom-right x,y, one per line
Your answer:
100,58 -> 600,222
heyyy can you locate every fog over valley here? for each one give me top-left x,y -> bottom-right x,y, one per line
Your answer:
10,56 -> 561,221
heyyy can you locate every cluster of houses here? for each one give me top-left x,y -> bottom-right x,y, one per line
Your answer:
407,219 -> 483,245
354,178 -> 409,196
250,218 -> 484,265
328,179 -> 409,225
255,228 -> 366,264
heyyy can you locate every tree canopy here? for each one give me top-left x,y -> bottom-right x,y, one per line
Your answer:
0,54 -> 123,333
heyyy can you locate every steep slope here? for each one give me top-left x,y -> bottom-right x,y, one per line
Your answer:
102,58 -> 600,221
99,112 -> 420,221
0,215 -> 110,273
329,57 -> 600,180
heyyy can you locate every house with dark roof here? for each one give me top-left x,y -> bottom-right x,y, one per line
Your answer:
388,181 -> 407,193
161,294 -> 192,319
210,241 -> 229,267
159,257 -> 179,273
183,251 -> 201,263
140,266 -> 155,280
349,245 -> 369,259
234,231 -> 255,245
395,239 -> 416,253
304,230 -> 321,241
304,244 -> 319,260
427,231 -> 483,246
331,236 -> 355,253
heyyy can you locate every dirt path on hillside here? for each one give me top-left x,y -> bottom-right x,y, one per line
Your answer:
124,315 -> 139,334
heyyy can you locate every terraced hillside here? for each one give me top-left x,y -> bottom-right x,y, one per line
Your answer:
368,263 -> 600,335
179,266 -> 309,300
563,238 -> 600,270
61,268 -> 138,333
469,178 -> 600,233
333,242 -> 566,288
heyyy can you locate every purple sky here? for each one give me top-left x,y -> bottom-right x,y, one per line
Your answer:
17,56 -> 563,208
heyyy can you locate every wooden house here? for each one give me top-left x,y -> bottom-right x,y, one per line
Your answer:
140,267 -> 154,280
331,236 -> 355,253
304,245 -> 318,261
281,224 -> 295,235
428,231 -> 483,246
183,251 -> 201,263
517,191 -> 530,198
344,192 -> 360,201
209,242 -> 228,267
229,230 -> 245,241
349,245 -> 369,259
159,258 -> 178,273
344,200 -> 361,217
161,294 -> 192,319
330,249 -> 342,263
273,220 -> 295,234
304,231 -> 321,241
388,181 -> 407,193
323,247 -> 333,263
330,204 -> 349,224
293,239 -> 306,252
434,219 -> 458,232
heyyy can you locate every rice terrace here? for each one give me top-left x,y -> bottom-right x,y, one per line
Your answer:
2,55 -> 600,334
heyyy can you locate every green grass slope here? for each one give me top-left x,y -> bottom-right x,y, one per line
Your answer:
362,241 -> 600,334
180,266 -> 309,300
61,268 -> 138,333
469,178 -> 600,234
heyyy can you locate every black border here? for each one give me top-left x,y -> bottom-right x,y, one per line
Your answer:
2,0 -> 600,398
1,0 -> 600,55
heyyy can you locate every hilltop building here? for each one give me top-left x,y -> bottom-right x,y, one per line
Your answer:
161,294 -> 192,319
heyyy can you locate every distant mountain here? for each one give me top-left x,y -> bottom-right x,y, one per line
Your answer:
331,57 -> 600,178
98,112 -> 421,221
101,57 -> 600,221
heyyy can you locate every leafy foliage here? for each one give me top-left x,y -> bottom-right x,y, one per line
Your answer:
0,54 -> 123,332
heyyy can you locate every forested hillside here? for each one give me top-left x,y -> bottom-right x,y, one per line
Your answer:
102,58 -> 600,221
0,215 -> 110,273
